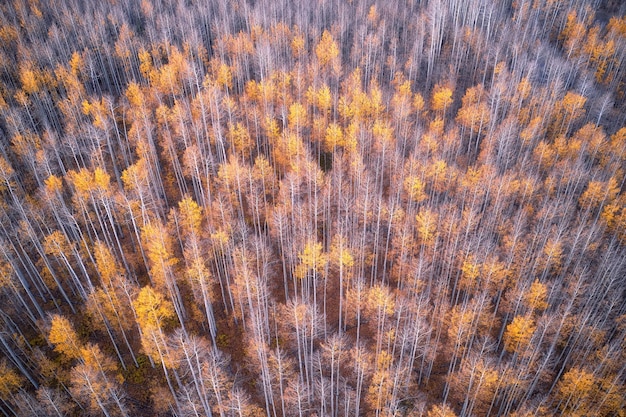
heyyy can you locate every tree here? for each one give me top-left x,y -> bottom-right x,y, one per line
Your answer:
43,229 -> 92,302
48,314 -> 82,361
0,359 -> 22,399
227,388 -> 265,417
315,30 -> 341,75
365,350 -> 395,416
431,84 -> 453,114
426,403 -> 457,417
456,84 -> 490,154
503,315 -> 536,354
578,177 -> 619,211
448,352 -> 500,417
70,344 -> 128,417
323,123 -> 345,152
227,122 -> 253,158
523,279 -> 548,312
121,158 -> 161,225
549,91 -> 587,138
555,367 -> 595,415
185,258 -> 215,325
288,102 -> 307,133
415,208 -> 439,248
133,286 -> 176,364
403,176 -> 427,204
141,220 -> 186,326
170,329 -> 232,417
328,235 -> 354,333
88,241 -> 139,368
37,386 -> 75,416
365,285 -> 396,357
295,240 -> 327,303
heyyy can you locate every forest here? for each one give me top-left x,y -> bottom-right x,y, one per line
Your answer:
0,0 -> 625,416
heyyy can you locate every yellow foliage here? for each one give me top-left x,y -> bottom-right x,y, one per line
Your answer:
367,285 -> 395,316
93,167 -> 110,193
446,304 -> 474,342
403,175 -> 427,203
561,91 -> 587,117
456,84 -> 490,134
273,131 -> 306,173
324,123 -> 344,151
14,90 -> 29,107
366,368 -> 392,413
49,314 -> 82,360
315,84 -> 332,112
87,288 -> 133,334
431,84 -> 453,113
214,62 -> 233,89
20,65 -> 40,94
556,367 -> 595,414
504,315 -> 536,353
245,80 -> 260,102
541,238 -> 563,273
524,279 -> 548,311
413,93 -> 425,113
427,404 -> 457,417
288,102 -> 307,130
44,174 -> 63,194
141,221 -> 177,289
186,257 -> 210,287
391,78 -> 413,120
579,177 -> 619,210
560,11 -> 587,57
426,158 -> 452,193
133,286 -> 175,330
225,31 -> 255,57
138,48 -> 154,82
0,25 -> 18,44
79,343 -> 118,376
316,30 -> 340,72
296,241 -> 326,278
609,127 -> 626,162
342,121 -> 359,153
0,359 -> 22,397
264,116 -> 281,142
177,196 -> 202,237
368,82 -> 385,117
69,51 -> 84,77
66,168 -> 94,200
533,141 -> 556,170
448,356 -> 499,414
517,77 -> 532,101
94,241 -> 120,287
376,349 -> 392,370
81,99 -> 92,116
121,158 -> 149,193
372,119 -> 394,150
252,155 -> 276,193
459,258 -> 480,292
211,229 -> 230,247
601,203 -> 620,228
0,260 -> 12,288
367,5 -> 379,23
291,34 -> 306,57
126,82 -> 145,108
43,230 -> 72,257
416,208 -> 438,245
330,236 -> 354,269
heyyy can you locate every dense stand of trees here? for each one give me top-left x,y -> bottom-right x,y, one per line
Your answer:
0,0 -> 625,416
